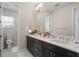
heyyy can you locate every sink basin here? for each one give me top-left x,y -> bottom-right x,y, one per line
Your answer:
71,41 -> 79,47
50,39 -> 70,45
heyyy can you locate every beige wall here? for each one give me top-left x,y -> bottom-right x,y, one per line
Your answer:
19,2 -> 37,49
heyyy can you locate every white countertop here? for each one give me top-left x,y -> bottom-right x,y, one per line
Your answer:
27,34 -> 79,53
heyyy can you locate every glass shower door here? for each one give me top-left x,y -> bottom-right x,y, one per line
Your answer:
0,3 -> 3,51
2,3 -> 18,49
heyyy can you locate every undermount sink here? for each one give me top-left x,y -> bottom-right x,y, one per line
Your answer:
72,41 -> 79,46
69,41 -> 79,49
74,41 -> 79,44
49,35 -> 74,45
50,39 -> 71,45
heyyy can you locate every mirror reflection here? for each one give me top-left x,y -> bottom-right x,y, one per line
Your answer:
32,2 -> 78,41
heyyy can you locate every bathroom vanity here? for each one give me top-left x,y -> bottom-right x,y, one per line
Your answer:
27,35 -> 79,57
29,3 -> 79,57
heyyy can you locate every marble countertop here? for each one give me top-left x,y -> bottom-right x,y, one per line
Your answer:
27,34 -> 79,53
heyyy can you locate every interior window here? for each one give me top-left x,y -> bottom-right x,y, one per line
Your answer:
3,16 -> 15,28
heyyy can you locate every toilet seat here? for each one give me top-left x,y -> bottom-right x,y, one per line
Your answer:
7,40 -> 12,48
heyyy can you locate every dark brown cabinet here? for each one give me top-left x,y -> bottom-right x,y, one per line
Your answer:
27,36 -> 31,52
43,42 -> 63,57
44,48 -> 60,57
27,36 -> 79,57
27,36 -> 43,57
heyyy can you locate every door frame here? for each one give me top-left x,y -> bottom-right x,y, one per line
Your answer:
0,2 -> 21,51
72,5 -> 79,41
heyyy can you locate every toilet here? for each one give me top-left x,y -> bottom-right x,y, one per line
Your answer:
5,29 -> 13,49
7,39 -> 12,49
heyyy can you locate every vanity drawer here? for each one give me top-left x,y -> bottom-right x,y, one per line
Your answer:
32,38 -> 43,45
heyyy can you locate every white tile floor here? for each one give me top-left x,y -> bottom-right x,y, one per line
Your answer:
1,48 -> 33,57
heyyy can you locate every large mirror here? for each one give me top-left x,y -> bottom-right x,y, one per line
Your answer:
33,2 -> 79,41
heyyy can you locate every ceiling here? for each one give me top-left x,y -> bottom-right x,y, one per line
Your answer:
37,2 -> 78,13
0,2 -> 78,12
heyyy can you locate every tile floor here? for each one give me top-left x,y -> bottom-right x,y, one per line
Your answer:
1,48 -> 33,57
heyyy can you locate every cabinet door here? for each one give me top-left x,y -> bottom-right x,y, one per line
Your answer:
44,48 -> 56,57
44,48 -> 62,57
29,37 -> 43,57
31,45 -> 43,57
63,50 -> 76,57
27,36 -> 31,51
52,51 -> 62,57
76,53 -> 79,57
44,48 -> 51,57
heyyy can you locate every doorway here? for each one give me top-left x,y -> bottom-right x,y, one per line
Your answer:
0,2 -> 20,56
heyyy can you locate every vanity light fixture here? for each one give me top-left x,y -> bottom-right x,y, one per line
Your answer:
33,3 -> 43,15
35,3 -> 43,11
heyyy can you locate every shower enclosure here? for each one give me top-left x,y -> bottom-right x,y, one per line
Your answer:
0,2 -> 19,51
0,3 -> 2,50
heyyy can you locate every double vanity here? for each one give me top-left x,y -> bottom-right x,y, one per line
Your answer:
27,34 -> 79,57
